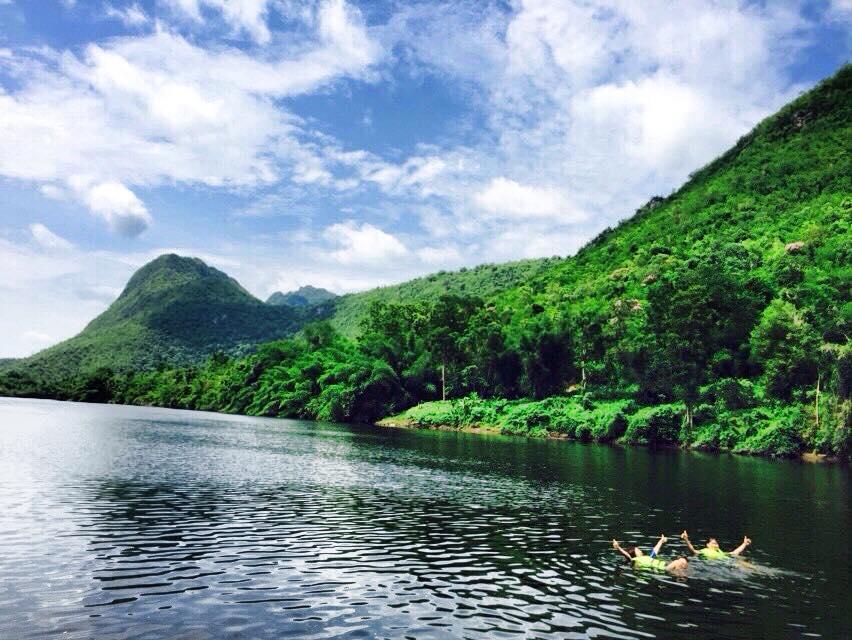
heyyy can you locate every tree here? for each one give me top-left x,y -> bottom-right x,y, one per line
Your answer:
425,295 -> 482,399
645,245 -> 769,432
518,314 -> 576,399
750,298 -> 820,401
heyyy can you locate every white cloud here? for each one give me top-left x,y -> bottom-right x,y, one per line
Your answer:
474,177 -> 585,222
359,155 -> 447,195
483,225 -> 587,262
29,223 -> 74,250
324,220 -> 409,266
105,3 -> 149,27
0,238 -> 109,357
416,245 -> 463,265
0,1 -> 381,234
39,184 -> 66,200
827,0 -> 852,20
165,0 -> 271,43
71,179 -> 152,237
22,330 -> 53,345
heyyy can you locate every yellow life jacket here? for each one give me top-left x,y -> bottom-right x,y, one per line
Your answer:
698,547 -> 728,559
633,555 -> 667,571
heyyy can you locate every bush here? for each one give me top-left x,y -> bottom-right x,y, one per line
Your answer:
401,401 -> 458,427
691,419 -> 740,451
501,401 -> 559,436
623,404 -> 685,446
587,400 -> 631,441
733,406 -> 807,457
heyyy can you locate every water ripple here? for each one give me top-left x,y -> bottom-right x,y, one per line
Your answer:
0,398 -> 848,639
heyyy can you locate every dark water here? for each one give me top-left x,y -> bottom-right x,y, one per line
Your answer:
0,399 -> 848,639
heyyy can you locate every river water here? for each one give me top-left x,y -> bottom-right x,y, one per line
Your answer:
0,398 -> 848,639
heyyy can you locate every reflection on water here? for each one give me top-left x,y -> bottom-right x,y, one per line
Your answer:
0,398 -> 848,639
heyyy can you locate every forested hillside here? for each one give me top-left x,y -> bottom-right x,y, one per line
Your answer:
2,65 -> 849,458
326,257 -> 561,337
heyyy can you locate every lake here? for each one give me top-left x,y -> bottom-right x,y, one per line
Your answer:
0,398 -> 848,639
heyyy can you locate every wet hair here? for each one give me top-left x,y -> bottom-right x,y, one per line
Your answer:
625,546 -> 638,562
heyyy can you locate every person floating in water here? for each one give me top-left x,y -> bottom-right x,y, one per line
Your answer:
680,531 -> 751,559
612,535 -> 689,573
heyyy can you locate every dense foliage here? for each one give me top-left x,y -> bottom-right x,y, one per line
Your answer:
1,65 -> 849,458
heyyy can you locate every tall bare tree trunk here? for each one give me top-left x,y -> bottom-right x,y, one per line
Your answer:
815,372 -> 821,435
441,362 -> 446,401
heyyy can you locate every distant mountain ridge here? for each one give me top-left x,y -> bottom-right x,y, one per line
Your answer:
267,286 -> 337,307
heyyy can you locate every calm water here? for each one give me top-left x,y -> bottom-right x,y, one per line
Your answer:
0,398 -> 848,639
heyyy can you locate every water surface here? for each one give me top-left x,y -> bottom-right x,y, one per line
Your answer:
0,398 -> 848,639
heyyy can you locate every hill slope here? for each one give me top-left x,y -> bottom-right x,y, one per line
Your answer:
326,258 -> 561,337
1,254 -> 305,395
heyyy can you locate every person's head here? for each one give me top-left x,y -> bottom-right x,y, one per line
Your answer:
626,546 -> 643,560
707,538 -> 720,550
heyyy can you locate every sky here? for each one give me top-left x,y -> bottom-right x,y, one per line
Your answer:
0,0 -> 849,358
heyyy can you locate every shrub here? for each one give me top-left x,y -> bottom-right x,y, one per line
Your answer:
587,400 -> 631,441
624,404 -> 685,445
733,406 -> 807,457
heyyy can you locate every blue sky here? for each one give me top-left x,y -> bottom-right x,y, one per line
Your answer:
0,0 -> 849,357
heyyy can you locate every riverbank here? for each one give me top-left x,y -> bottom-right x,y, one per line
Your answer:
375,394 -> 847,462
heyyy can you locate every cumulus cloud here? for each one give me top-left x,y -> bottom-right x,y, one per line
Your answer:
73,180 -> 152,237
324,220 -> 409,266
29,223 -> 74,250
474,177 -> 585,222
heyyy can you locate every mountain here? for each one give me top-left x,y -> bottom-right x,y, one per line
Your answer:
267,286 -> 337,307
1,254 -> 307,395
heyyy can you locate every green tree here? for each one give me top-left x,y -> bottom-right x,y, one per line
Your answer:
750,299 -> 820,400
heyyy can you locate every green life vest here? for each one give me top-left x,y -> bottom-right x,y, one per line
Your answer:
698,547 -> 728,560
633,555 -> 667,571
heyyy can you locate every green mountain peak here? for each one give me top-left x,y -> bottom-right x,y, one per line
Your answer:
266,286 -> 338,307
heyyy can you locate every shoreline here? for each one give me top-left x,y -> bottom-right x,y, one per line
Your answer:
373,415 -> 843,464
1,395 -> 843,465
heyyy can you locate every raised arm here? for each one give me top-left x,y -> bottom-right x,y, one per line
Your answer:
729,536 -> 752,556
652,534 -> 668,556
612,539 -> 633,562
680,531 -> 700,555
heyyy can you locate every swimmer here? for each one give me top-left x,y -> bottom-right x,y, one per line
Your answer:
612,535 -> 689,574
680,531 -> 751,559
